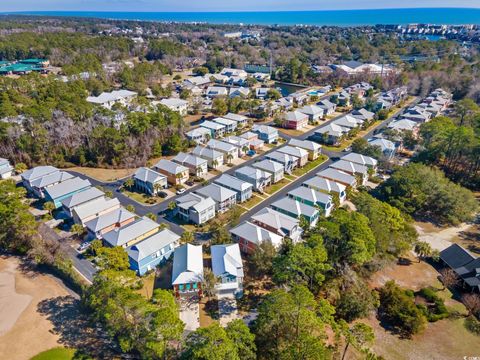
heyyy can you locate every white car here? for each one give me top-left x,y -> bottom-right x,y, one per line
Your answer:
78,242 -> 91,252
176,188 -> 186,195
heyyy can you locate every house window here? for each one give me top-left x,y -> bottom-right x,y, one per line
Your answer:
186,284 -> 191,290
179,284 -> 184,291
193,283 -> 198,289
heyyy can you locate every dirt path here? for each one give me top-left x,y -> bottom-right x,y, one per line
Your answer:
0,257 -> 72,360
415,222 -> 473,251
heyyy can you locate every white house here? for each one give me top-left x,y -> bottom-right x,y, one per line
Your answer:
211,244 -> 244,297
86,90 -> 137,110
206,139 -> 239,162
176,193 -> 216,225
212,117 -> 237,133
192,145 -> 224,169
159,98 -> 189,115
172,153 -> 208,177
0,158 -> 14,179
298,105 -> 324,122
186,127 -> 211,144
223,113 -> 249,128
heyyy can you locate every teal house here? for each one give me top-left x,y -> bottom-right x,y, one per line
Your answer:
270,197 -> 320,228
287,186 -> 333,217
127,229 -> 180,275
44,177 -> 92,209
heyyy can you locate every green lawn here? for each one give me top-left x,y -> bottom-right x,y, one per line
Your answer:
242,194 -> 265,209
31,347 -> 76,360
122,189 -> 163,205
292,155 -> 328,176
265,178 -> 292,195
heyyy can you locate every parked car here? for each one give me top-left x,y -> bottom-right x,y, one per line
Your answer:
186,180 -> 195,186
78,242 -> 91,252
247,150 -> 256,156
176,188 -> 186,195
157,191 -> 168,198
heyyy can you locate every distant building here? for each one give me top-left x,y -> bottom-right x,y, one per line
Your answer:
159,98 -> 188,115
0,158 -> 14,179
86,90 -> 137,110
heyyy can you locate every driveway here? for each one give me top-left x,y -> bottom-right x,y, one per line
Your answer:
179,296 -> 200,332
217,292 -> 239,327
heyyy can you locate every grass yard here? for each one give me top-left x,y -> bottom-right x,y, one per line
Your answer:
265,178 -> 292,195
122,189 -> 163,205
66,166 -> 135,182
136,272 -> 156,299
241,194 -> 265,210
31,347 -> 76,360
292,155 -> 328,176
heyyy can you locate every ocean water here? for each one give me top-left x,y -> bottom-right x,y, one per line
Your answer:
10,8 -> 480,26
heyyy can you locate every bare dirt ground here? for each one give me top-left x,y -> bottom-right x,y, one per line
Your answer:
0,256 -> 116,359
66,166 -> 135,182
368,253 -> 479,360
415,221 -> 473,252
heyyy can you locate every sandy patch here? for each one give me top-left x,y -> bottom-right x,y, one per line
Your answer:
415,222 -> 472,251
0,260 -> 32,336
0,256 -> 72,360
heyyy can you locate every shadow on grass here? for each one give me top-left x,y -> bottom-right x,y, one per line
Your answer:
37,296 -> 119,358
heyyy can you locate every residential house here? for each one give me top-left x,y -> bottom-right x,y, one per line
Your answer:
173,153 -> 208,177
277,146 -> 308,167
72,197 -> 121,226
223,113 -> 248,128
333,115 -> 362,129
387,119 -> 419,134
184,75 -> 211,87
401,107 -> 432,123
253,159 -> 284,183
329,160 -> 369,185
289,92 -> 308,106
211,244 -> 244,297
211,73 -> 229,84
185,127 -> 211,144
206,139 -> 239,163
230,221 -> 283,254
153,159 -> 189,186
270,197 -> 320,227
333,91 -> 351,106
255,87 -> 269,99
214,174 -> 253,203
0,158 -> 14,179
298,104 -> 324,122
159,98 -> 188,116
176,193 -> 216,225
221,68 -> 248,78
195,184 -> 237,213
251,207 -> 303,242
192,146 -> 224,169
317,99 -> 337,116
287,186 -> 333,217
341,153 -> 378,171
212,117 -> 237,133
288,139 -> 322,161
375,98 -> 393,111
103,216 -> 160,248
439,244 -> 480,292
86,90 -> 137,110
21,166 -> 59,192
275,97 -> 294,111
302,177 -> 347,203
206,86 -> 228,98
85,207 -> 136,240
44,177 -> 92,209
235,166 -> 272,192
311,123 -> 349,145
352,108 -> 375,123
252,124 -> 279,144
316,168 -> 357,188
229,87 -> 250,98
200,120 -> 226,139
61,187 -> 105,217
368,137 -> 396,159
223,136 -> 250,156
265,151 -> 298,174
29,171 -> 74,198
127,229 -> 180,276
133,167 -> 167,195
172,244 -> 204,297
283,111 -> 309,130
240,131 -> 264,150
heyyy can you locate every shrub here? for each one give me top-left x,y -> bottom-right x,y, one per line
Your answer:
465,316 -> 480,335
416,287 -> 449,322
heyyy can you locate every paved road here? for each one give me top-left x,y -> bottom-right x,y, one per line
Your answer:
39,224 -> 97,283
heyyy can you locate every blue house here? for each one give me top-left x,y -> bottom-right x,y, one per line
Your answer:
127,228 -> 180,275
44,177 -> 92,209
252,124 -> 279,144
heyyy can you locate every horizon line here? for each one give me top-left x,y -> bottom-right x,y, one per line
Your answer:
5,7 -> 480,14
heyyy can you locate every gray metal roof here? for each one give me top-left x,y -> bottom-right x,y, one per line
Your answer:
230,221 -> 283,246
73,197 -> 120,222
251,207 -> 299,236
85,207 -> 136,233
103,216 -> 159,247
214,174 -> 253,192
192,145 -> 223,160
173,153 -> 207,167
341,153 -> 378,167
61,187 -> 105,209
176,193 -> 216,213
265,151 -> 299,164
21,166 -> 59,182
195,183 -> 237,202
302,177 -> 346,194
127,228 -> 180,262
330,160 -> 369,175
271,197 -> 319,218
288,186 -> 331,205
44,177 -> 91,200
316,168 -> 356,186
277,145 -> 308,159
235,166 -> 272,181
30,171 -> 74,189
154,159 -> 188,175
253,159 -> 284,174
134,167 -> 166,184
288,138 -> 321,152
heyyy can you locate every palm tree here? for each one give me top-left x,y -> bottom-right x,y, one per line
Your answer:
14,163 -> 27,174
146,212 -> 156,221
168,201 -> 177,211
70,224 -> 85,239
153,182 -> 163,196
212,159 -> 219,169
124,178 -> 134,190
242,145 -> 249,156
180,231 -> 194,244
43,201 -> 55,216
414,241 -> 432,262
226,153 -> 234,165
125,204 -> 136,213
175,172 -> 184,184
202,268 -> 218,299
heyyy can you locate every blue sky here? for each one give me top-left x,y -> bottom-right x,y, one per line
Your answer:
1,0 -> 478,12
